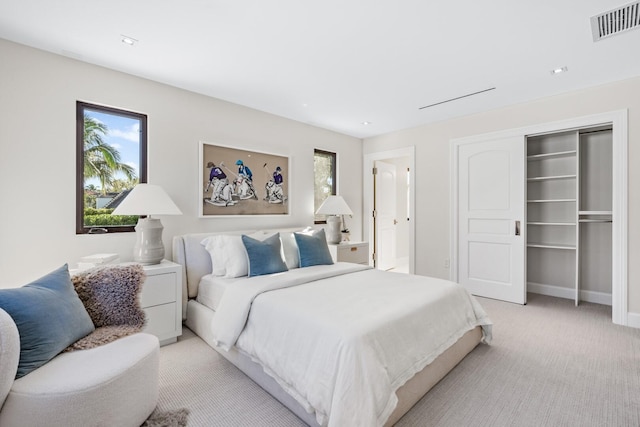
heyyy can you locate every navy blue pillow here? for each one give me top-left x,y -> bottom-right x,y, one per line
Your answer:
0,264 -> 95,378
242,233 -> 289,277
294,228 -> 334,267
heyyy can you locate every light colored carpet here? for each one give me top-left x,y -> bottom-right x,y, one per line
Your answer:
155,294 -> 640,426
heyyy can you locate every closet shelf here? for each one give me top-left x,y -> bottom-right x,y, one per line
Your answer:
527,199 -> 576,203
527,174 -> 576,182
578,210 -> 612,215
527,150 -> 577,161
527,243 -> 576,250
527,222 -> 576,226
579,219 -> 612,223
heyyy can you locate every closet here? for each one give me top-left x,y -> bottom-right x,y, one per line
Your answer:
526,127 -> 613,306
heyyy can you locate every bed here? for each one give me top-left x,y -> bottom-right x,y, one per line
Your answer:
172,228 -> 492,426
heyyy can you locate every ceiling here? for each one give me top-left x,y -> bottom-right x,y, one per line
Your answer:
1,1 -> 640,139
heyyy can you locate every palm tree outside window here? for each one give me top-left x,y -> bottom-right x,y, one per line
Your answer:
76,101 -> 148,234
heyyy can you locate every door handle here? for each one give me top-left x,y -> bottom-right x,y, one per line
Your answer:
515,220 -> 521,236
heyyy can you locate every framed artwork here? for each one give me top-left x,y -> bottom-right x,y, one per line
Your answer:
199,141 -> 290,217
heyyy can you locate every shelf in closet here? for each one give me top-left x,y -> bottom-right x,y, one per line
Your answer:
527,199 -> 576,203
578,210 -> 612,215
527,174 -> 577,182
527,150 -> 577,161
527,243 -> 576,250
578,210 -> 612,223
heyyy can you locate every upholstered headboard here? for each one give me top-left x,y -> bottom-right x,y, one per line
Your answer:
172,226 -> 322,319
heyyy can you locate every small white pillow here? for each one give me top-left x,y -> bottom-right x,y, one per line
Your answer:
221,236 -> 250,278
280,231 -> 300,269
201,232 -> 269,278
201,235 -> 248,277
201,235 -> 228,276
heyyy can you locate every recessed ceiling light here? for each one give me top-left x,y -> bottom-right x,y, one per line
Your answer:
121,35 -> 138,46
551,66 -> 568,75
362,121 -> 372,125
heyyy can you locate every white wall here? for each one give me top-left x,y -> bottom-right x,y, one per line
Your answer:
363,75 -> 640,314
0,39 -> 362,287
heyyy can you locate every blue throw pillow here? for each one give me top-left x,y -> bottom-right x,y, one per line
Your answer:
0,264 -> 95,378
242,233 -> 289,277
294,228 -> 334,267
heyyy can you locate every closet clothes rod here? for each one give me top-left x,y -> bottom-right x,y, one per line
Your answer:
579,128 -> 612,135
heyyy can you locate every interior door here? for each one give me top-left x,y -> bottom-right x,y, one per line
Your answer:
374,161 -> 397,271
457,136 -> 526,304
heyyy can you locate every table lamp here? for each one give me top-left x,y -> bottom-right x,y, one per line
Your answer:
315,195 -> 353,244
112,184 -> 182,264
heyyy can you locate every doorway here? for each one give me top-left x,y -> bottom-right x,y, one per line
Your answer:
364,147 -> 415,274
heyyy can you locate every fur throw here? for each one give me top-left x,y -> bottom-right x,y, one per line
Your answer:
65,325 -> 144,351
142,408 -> 189,427
65,264 -> 147,352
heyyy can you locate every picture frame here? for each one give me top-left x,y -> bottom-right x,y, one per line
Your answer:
199,141 -> 290,217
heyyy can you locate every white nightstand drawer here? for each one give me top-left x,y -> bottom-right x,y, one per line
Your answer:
144,303 -> 177,339
329,242 -> 369,265
138,261 -> 182,346
140,272 -> 177,307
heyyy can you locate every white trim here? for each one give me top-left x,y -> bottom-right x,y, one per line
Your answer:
627,312 -> 640,329
451,110 -> 628,325
528,282 -> 612,306
611,112 -> 628,325
363,147 -> 416,274
393,256 -> 410,273
580,290 -> 612,307
449,143 -> 458,283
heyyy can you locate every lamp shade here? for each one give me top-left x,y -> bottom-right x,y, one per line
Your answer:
112,184 -> 182,216
315,195 -> 353,216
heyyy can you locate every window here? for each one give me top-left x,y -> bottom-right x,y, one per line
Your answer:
313,149 -> 336,223
76,101 -> 147,234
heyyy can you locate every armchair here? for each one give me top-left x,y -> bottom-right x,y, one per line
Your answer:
0,264 -> 160,427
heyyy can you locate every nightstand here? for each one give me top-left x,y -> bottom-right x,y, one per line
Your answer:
139,260 -> 182,346
328,241 -> 369,265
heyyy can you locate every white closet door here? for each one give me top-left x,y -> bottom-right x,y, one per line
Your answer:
458,136 -> 526,304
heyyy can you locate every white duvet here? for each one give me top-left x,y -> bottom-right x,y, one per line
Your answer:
210,263 -> 492,427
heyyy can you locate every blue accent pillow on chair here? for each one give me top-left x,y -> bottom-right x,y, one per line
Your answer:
242,233 -> 289,277
0,264 -> 95,378
294,228 -> 334,267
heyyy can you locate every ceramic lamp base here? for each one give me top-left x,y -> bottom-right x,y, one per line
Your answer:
133,217 -> 165,265
325,216 -> 342,244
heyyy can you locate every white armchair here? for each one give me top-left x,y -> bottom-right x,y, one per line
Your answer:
0,308 -> 19,411
0,307 -> 159,427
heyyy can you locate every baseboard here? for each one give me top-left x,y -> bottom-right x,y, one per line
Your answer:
395,256 -> 409,267
627,312 -> 640,329
527,282 -> 612,306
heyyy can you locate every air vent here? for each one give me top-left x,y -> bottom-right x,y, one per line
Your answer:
591,1 -> 640,41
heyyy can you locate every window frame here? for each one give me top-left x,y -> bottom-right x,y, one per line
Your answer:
313,149 -> 337,224
76,101 -> 148,234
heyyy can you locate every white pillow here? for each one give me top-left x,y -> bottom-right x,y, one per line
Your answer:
201,232 -> 269,278
201,235 -> 228,276
280,231 -> 300,269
